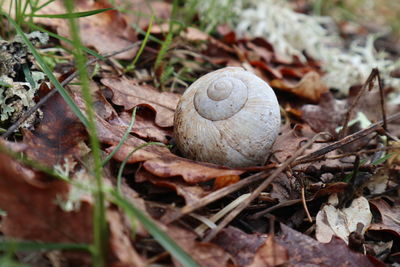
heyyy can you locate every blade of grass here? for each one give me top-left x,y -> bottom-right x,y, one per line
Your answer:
154,0 -> 180,70
101,107 -> 137,166
5,13 -> 89,128
111,192 -> 200,267
29,8 -> 113,18
22,63 -> 35,88
131,23 -> 163,44
126,16 -> 154,71
116,142 -> 165,194
132,16 -> 153,67
63,1 -> 106,266
32,0 -> 56,14
0,241 -> 91,252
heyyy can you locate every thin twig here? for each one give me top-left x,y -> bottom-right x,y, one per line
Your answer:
294,112 -> 400,165
376,70 -> 387,131
203,132 -> 328,242
163,170 -> 271,224
2,42 -> 141,138
339,69 -> 378,139
301,186 -> 312,223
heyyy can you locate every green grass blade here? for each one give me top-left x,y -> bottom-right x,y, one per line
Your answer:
63,1 -> 107,266
29,8 -> 113,18
131,16 -> 153,67
22,63 -> 35,88
32,0 -> 56,14
5,14 -> 89,128
372,153 -> 392,165
102,107 -> 137,166
0,241 -> 91,251
131,23 -> 163,44
111,192 -> 200,267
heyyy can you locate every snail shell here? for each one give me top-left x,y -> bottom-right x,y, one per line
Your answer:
174,67 -> 281,168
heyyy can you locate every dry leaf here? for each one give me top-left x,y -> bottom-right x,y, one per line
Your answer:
34,0 -> 137,60
270,71 -> 328,102
249,235 -> 288,267
168,224 -> 230,267
102,77 -> 180,127
136,169 -> 210,205
0,152 -> 92,245
301,92 -> 347,135
22,91 -> 86,166
143,156 -> 244,184
278,224 -> 384,267
212,226 -> 267,266
111,110 -> 172,143
369,198 -> 400,238
315,194 -> 372,244
213,175 -> 241,190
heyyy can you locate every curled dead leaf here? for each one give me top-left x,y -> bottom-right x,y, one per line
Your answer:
102,77 -> 180,127
270,71 -> 328,102
34,0 -> 137,60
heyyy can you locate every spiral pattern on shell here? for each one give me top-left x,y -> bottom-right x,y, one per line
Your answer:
194,75 -> 248,121
174,67 -> 281,167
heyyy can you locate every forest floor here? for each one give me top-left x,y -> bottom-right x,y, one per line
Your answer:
0,0 -> 400,266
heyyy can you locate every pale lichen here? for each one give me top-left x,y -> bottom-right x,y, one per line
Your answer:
0,31 -> 48,130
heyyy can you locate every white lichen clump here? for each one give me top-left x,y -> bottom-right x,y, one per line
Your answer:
0,31 -> 48,129
194,0 -> 400,96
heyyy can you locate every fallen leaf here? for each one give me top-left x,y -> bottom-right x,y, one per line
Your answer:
249,234 -> 288,267
316,194 -> 372,244
111,110 -> 172,143
183,27 -> 211,42
278,223 -> 384,267
102,77 -> 180,127
0,144 -> 149,266
271,123 -> 308,163
213,175 -> 241,190
34,0 -> 137,60
369,198 -> 400,238
212,226 -> 267,266
22,91 -> 87,166
168,224 -> 231,267
143,156 -> 244,184
135,169 -> 210,205
0,151 -> 93,248
270,71 -> 328,103
301,92 -> 347,135
107,208 -> 146,267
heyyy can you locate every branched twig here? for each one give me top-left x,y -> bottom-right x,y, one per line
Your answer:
2,42 -> 141,138
202,132 -> 328,242
294,112 -> 400,165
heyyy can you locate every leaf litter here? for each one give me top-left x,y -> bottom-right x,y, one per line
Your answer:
1,0 -> 400,266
